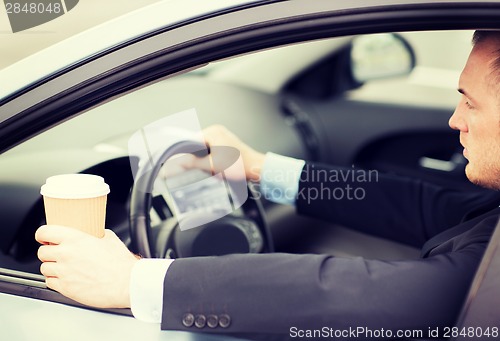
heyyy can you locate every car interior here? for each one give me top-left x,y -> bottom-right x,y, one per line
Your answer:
1,30 -> 499,280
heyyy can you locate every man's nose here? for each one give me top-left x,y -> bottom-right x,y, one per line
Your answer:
449,107 -> 467,132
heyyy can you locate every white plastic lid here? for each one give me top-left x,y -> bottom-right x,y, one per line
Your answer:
40,174 -> 110,199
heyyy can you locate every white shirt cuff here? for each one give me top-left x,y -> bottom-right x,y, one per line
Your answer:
260,152 -> 305,205
130,258 -> 175,323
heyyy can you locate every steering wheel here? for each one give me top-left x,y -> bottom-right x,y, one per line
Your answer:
129,140 -> 273,258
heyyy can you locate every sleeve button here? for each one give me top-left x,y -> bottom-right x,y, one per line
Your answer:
218,314 -> 231,328
194,314 -> 206,328
206,314 -> 218,328
181,313 -> 194,328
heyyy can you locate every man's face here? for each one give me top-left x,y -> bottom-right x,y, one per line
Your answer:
449,37 -> 500,190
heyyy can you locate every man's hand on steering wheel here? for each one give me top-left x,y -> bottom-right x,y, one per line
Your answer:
169,125 -> 266,182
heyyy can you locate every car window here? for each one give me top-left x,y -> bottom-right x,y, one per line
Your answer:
0,30 -> 484,278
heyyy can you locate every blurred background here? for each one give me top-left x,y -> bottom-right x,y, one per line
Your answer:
0,0 -> 161,69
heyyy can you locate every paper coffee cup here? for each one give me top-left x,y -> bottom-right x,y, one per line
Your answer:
40,174 -> 110,238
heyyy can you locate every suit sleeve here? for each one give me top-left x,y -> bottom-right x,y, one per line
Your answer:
296,162 -> 498,247
160,216 -> 497,338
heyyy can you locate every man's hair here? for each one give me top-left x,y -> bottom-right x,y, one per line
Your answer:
472,30 -> 500,44
472,30 -> 500,86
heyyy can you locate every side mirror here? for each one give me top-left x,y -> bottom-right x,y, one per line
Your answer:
350,33 -> 415,83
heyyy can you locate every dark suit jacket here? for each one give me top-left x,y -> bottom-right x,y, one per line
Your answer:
161,163 -> 500,339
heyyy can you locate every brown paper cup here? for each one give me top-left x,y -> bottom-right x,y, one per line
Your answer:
41,174 -> 110,238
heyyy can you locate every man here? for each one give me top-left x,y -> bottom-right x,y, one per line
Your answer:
36,31 -> 500,339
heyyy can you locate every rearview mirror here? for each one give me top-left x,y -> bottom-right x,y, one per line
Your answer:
350,33 -> 415,83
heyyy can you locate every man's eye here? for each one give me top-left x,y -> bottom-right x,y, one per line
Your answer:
465,101 -> 474,109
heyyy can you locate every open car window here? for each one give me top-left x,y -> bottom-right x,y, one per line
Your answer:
0,30 -> 494,275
